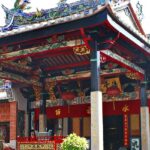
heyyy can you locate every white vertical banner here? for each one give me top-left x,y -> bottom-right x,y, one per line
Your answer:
91,91 -> 103,150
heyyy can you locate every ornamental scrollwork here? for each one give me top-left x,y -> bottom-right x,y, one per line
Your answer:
73,45 -> 90,55
0,0 -> 101,32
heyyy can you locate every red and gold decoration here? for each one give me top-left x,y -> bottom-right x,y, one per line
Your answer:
101,77 -> 122,94
77,80 -> 85,102
18,142 -> 54,150
17,136 -> 64,150
55,109 -> 61,116
35,104 -> 90,119
61,91 -> 76,100
101,50 -> 144,78
32,85 -> 41,101
126,71 -> 141,80
122,105 -> 130,147
101,77 -> 122,110
73,45 -> 90,55
45,82 -> 56,100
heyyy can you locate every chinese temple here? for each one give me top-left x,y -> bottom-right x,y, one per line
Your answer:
0,0 -> 150,150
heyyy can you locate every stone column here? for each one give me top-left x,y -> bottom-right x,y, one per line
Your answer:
25,113 -> 29,136
140,80 -> 150,150
39,73 -> 47,132
39,114 -> 47,132
90,36 -> 103,150
27,97 -> 32,136
39,93 -> 47,132
63,118 -> 68,136
91,91 -> 103,150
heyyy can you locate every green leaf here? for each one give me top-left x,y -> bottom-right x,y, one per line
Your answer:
61,133 -> 88,150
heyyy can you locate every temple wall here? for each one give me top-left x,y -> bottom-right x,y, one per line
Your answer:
12,87 -> 27,112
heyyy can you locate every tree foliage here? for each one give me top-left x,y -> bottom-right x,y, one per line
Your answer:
61,133 -> 88,150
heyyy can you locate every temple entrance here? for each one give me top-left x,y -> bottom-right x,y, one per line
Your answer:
104,115 -> 123,150
47,119 -> 58,136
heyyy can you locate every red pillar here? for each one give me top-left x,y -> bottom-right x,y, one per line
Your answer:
10,101 -> 17,141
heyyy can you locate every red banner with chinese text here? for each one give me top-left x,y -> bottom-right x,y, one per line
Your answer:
123,114 -> 129,147
35,104 -> 90,120
35,100 -> 150,120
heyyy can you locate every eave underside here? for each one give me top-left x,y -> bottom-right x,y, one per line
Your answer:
0,8 -> 149,85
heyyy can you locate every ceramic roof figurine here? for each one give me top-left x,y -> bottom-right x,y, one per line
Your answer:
14,0 -> 30,10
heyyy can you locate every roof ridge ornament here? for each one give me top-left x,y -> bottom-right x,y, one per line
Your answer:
0,0 -> 102,32
14,0 -> 31,10
136,1 -> 144,22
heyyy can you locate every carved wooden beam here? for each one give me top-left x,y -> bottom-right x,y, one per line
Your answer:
0,71 -> 41,86
0,39 -> 83,61
101,49 -> 144,79
0,61 -> 32,74
46,68 -> 128,82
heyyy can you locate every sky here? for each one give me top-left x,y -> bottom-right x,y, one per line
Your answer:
0,0 -> 149,34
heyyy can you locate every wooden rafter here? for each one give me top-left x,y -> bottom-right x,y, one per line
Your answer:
44,60 -> 90,71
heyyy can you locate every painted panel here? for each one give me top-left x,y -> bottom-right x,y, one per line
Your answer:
72,118 -> 80,136
83,117 -> 91,137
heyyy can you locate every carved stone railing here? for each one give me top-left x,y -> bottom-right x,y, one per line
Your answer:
31,96 -> 91,108
31,90 -> 150,108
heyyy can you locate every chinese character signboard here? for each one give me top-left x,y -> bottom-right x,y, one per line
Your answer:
18,142 -> 54,150
123,114 -> 129,146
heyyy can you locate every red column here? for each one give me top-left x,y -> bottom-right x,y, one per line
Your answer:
10,101 -> 17,140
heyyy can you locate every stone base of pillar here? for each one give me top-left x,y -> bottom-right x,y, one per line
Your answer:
9,140 -> 16,149
63,118 -> 68,136
140,107 -> 150,150
39,114 -> 47,132
91,91 -> 103,150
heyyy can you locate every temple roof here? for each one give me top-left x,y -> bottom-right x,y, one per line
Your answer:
0,0 -> 149,87
0,0 -> 149,46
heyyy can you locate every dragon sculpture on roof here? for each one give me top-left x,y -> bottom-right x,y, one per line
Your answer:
0,0 -> 100,32
14,0 -> 31,10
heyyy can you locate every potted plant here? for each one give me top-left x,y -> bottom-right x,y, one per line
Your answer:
61,133 -> 88,150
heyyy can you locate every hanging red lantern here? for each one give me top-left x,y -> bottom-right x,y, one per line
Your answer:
61,91 -> 76,100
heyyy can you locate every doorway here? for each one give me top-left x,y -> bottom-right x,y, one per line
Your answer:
104,115 -> 124,150
47,119 -> 57,136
